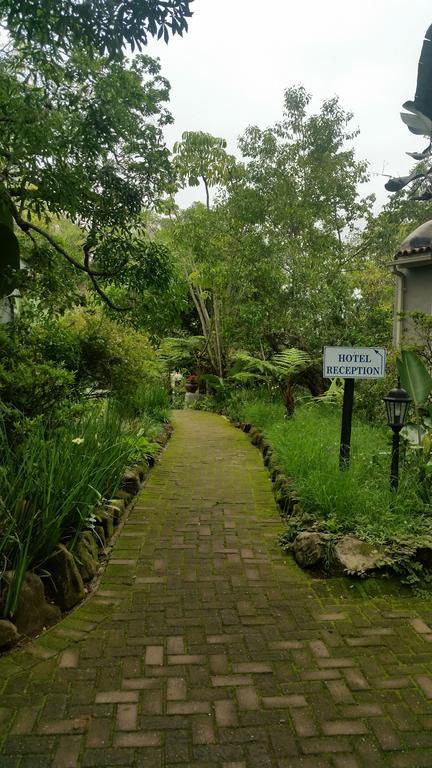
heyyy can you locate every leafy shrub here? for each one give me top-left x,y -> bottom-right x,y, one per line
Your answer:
0,320 -> 78,429
354,373 -> 397,424
171,387 -> 186,409
27,318 -> 82,371
0,360 -> 75,418
64,309 -> 163,395
0,310 -> 166,428
222,387 -> 275,422
188,395 -> 218,412
118,382 -> 170,421
122,433 -> 159,464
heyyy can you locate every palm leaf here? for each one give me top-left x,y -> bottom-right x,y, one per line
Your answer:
410,24 -> 432,122
228,352 -> 275,377
159,336 -> 205,368
400,111 -> 432,136
199,373 -> 224,389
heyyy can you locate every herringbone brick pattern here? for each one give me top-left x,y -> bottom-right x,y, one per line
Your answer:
2,410 -> 432,766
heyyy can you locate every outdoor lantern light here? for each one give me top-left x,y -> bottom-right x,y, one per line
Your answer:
383,382 -> 411,491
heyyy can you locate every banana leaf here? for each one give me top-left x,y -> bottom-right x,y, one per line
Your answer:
397,350 -> 432,408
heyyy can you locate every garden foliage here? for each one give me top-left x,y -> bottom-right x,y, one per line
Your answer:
2,0 -> 432,615
226,391 -> 432,546
0,309 -> 170,617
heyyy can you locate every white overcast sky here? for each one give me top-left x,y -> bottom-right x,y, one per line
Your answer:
147,0 -> 432,212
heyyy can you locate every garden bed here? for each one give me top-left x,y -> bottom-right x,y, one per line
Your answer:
230,398 -> 432,586
0,401 -> 172,652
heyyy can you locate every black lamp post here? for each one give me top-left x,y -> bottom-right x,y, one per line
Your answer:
383,382 -> 411,491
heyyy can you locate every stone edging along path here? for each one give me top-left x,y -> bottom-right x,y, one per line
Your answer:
234,420 -> 432,581
3,411 -> 432,767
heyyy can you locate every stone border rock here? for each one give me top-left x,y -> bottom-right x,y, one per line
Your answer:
233,420 -> 429,581
0,423 -> 173,652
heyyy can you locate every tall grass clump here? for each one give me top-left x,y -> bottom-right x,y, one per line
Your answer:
0,402 -> 134,616
235,395 -> 432,544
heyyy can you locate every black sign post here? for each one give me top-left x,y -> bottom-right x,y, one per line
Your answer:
323,347 -> 387,472
339,378 -> 355,471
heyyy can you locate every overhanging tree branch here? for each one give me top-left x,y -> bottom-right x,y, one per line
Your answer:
84,247 -> 133,311
8,196 -> 134,311
10,198 -> 122,277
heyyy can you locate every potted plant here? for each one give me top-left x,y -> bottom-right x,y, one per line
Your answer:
185,373 -> 199,393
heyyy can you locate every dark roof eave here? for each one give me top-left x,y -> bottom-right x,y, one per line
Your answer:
388,251 -> 432,268
395,219 -> 432,258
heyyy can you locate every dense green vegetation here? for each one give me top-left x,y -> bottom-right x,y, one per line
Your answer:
0,306 -> 170,616
0,0 -> 180,614
1,0 -> 432,618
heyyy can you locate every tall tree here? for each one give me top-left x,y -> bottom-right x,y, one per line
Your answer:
0,0 -> 193,313
160,194 -> 286,377
169,131 -> 240,374
173,131 -> 237,209
237,85 -> 373,353
166,88 -> 382,371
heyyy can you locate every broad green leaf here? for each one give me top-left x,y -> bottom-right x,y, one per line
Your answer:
229,371 -> 265,383
199,373 -> 224,389
397,350 -> 432,408
312,377 -> 345,405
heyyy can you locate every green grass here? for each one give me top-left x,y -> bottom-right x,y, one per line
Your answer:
228,392 -> 432,545
0,390 -> 169,618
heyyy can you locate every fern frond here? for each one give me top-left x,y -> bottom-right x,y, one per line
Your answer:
272,348 -> 312,374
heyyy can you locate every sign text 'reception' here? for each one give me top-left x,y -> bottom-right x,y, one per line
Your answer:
323,347 -> 386,379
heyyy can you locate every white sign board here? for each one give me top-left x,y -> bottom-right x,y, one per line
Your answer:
323,346 -> 386,379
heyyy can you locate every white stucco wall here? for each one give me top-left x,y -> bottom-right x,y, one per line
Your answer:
393,263 -> 432,347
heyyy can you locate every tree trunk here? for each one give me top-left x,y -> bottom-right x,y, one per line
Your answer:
203,177 -> 210,210
298,365 -> 325,397
281,380 -> 295,417
212,293 -> 224,378
183,266 -> 218,372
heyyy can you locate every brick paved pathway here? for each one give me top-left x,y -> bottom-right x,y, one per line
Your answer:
3,411 -> 432,767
